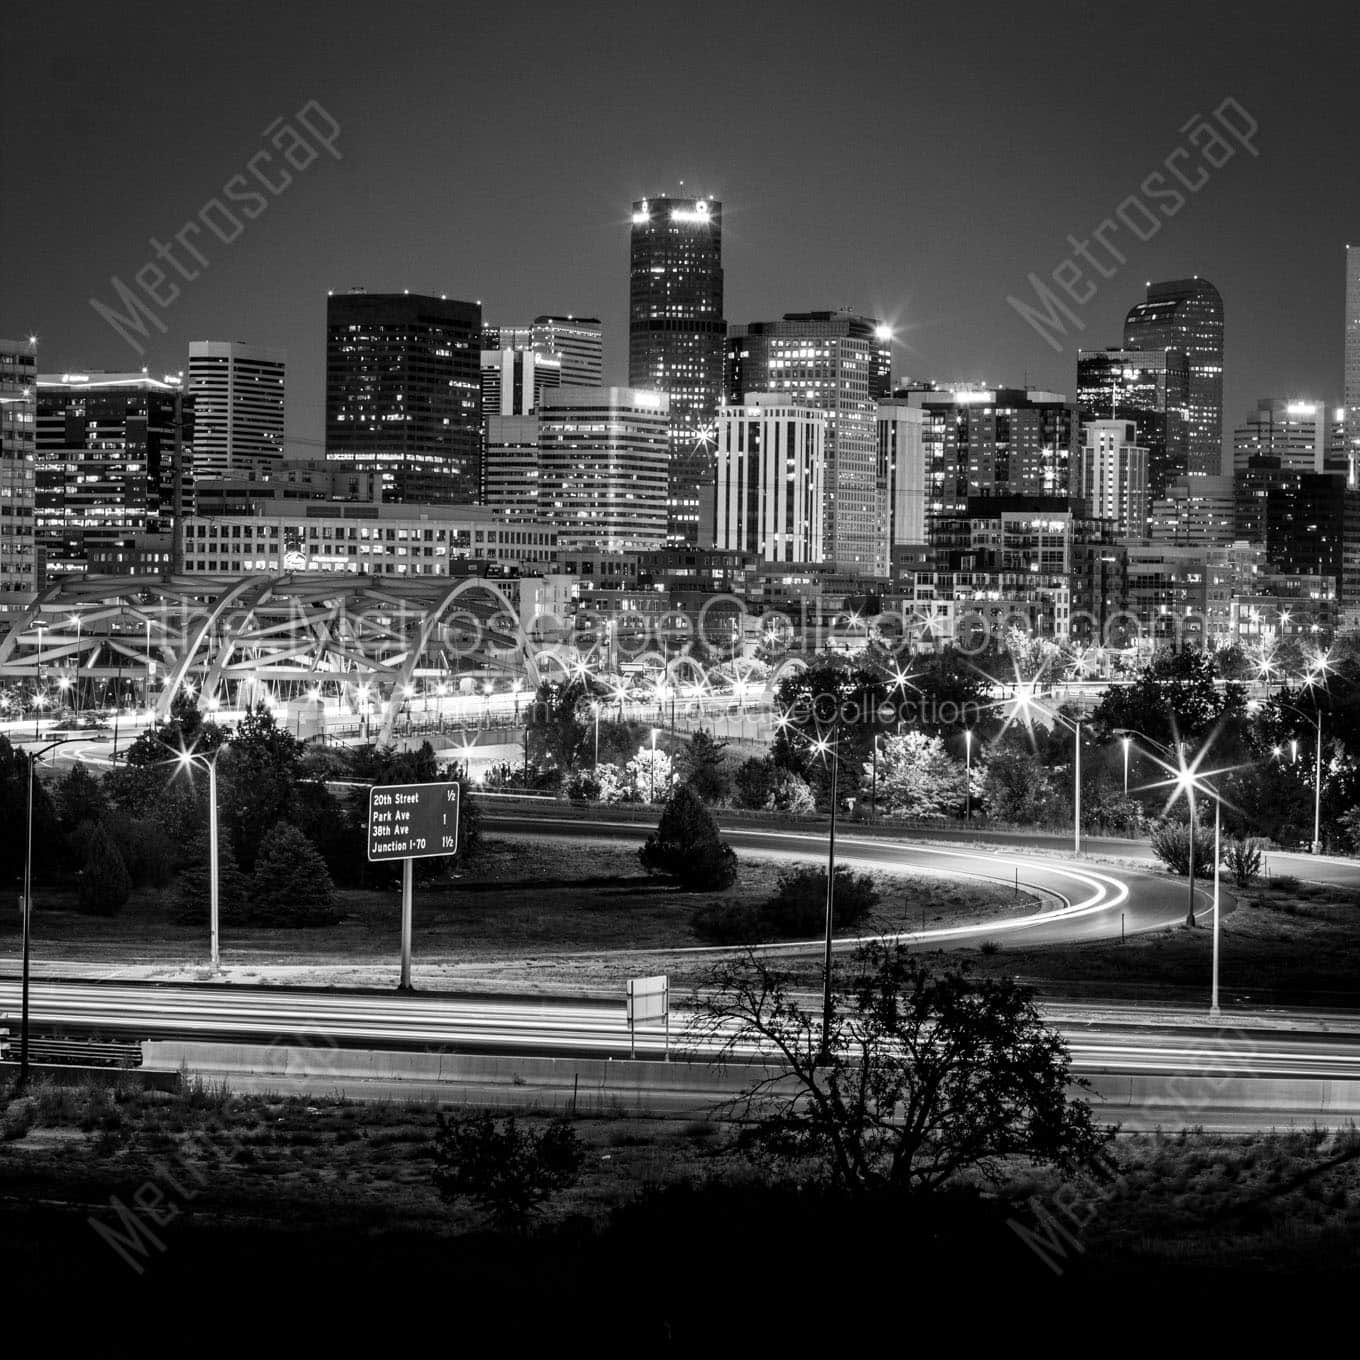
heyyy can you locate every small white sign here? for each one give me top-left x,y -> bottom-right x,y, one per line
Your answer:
626,974 -> 668,1023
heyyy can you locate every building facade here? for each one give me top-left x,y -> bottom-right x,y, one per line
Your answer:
36,372 -> 193,582
1076,346 -> 1188,503
480,347 -> 561,417
481,414 -> 541,521
187,341 -> 285,479
1079,419 -> 1148,539
727,312 -> 892,576
628,196 -> 725,546
1149,475 -> 1236,545
1123,277 -> 1224,478
0,338 -> 37,614
713,394 -> 826,564
537,386 -> 670,552
324,290 -> 481,503
877,399 -> 928,551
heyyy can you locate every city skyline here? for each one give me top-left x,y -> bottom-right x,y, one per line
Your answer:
4,3 -> 1357,453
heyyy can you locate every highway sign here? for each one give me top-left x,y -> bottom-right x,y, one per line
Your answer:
367,781 -> 460,862
626,974 -> 669,1059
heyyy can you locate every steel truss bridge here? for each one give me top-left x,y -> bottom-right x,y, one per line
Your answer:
0,572 -> 549,746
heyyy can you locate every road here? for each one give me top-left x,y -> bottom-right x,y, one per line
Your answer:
6,978 -> 1360,1129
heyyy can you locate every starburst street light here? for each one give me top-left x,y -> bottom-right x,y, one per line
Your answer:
171,741 -> 228,976
1003,681 -> 1084,855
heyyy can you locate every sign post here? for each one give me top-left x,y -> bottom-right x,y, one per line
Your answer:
367,781 -> 460,991
626,974 -> 669,1059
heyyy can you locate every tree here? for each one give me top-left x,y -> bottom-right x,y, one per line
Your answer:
981,740 -> 1068,826
625,746 -> 674,803
250,822 -> 337,925
0,736 -> 60,888
1149,818 -> 1217,877
639,784 -> 738,889
1091,649 -> 1247,748
432,1112 -> 584,1231
768,769 -> 815,814
694,942 -> 1115,1195
524,679 -> 591,773
55,762 -> 106,831
870,731 -> 961,818
679,729 -> 731,804
76,823 -> 131,916
172,828 -> 250,923
761,865 -> 879,937
734,756 -> 777,810
219,704 -> 303,869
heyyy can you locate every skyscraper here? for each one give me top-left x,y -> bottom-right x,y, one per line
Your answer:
36,372 -> 193,581
1076,347 -> 1189,502
537,387 -> 669,551
876,399 -> 928,550
726,312 -> 892,575
187,341 -> 286,479
1123,277 -> 1224,477
0,338 -> 37,614
627,195 -> 725,547
1346,247 -> 1360,420
325,290 -> 481,503
714,394 -> 826,563
480,347 -> 561,417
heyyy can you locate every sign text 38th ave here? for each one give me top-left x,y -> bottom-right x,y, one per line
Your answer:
367,782 -> 460,861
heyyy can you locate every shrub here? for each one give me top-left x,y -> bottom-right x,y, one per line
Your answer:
1,1098 -> 36,1142
76,823 -> 131,915
768,769 -> 815,815
432,1112 -> 583,1231
692,898 -> 764,944
765,865 -> 879,936
1224,836 -> 1265,889
1270,874 -> 1299,893
250,822 -> 338,925
639,785 -> 738,890
1149,819 -> 1216,877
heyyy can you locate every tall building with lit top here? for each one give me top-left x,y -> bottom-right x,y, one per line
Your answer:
0,338 -> 37,613
627,195 -> 725,547
1123,277 -> 1224,477
187,341 -> 285,479
726,312 -> 892,575
325,290 -> 481,504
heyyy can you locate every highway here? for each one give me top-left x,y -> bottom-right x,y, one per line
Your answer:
6,978 -> 1360,1129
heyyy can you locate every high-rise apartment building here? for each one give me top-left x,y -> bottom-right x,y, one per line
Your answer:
1079,419 -> 1148,540
324,290 -> 481,503
0,338 -> 37,613
1232,398 -> 1329,476
537,387 -> 669,552
727,312 -> 892,576
876,399 -> 928,551
713,394 -> 826,563
1076,347 -> 1188,502
1123,277 -> 1224,477
36,372 -> 194,581
187,341 -> 286,479
1149,475 -> 1236,546
628,195 -> 725,546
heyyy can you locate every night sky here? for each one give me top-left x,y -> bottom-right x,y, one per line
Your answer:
5,0 -> 1356,451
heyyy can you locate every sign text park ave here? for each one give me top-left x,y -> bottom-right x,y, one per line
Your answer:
366,781 -> 460,862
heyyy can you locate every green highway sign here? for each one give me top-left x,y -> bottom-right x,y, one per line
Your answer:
367,781 -> 460,862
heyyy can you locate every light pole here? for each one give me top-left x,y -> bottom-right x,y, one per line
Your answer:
964,728 -> 973,822
1010,688 -> 1082,854
650,727 -> 658,802
813,729 -> 841,1066
592,700 -> 601,767
175,745 -> 226,975
1122,735 -> 1130,798
18,736 -> 97,1092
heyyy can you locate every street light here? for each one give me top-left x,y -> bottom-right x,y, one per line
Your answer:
174,744 -> 226,975
650,727 -> 658,802
17,736 -> 98,1092
1122,735 -> 1131,798
591,700 -> 601,767
1009,686 -> 1082,854
964,728 -> 973,822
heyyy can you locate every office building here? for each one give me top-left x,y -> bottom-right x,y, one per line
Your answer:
727,312 -> 892,575
1148,475 -> 1236,545
532,316 -> 602,387
480,347 -> 561,417
324,290 -> 481,503
1232,398 -> 1329,475
1076,347 -> 1188,502
1123,277 -> 1224,477
482,414 -> 541,521
713,394 -> 826,563
628,195 -> 725,546
877,400 -> 928,551
1079,419 -> 1148,540
537,387 -> 669,552
36,372 -> 194,581
187,341 -> 285,479
0,338 -> 37,613
1346,247 -> 1360,441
